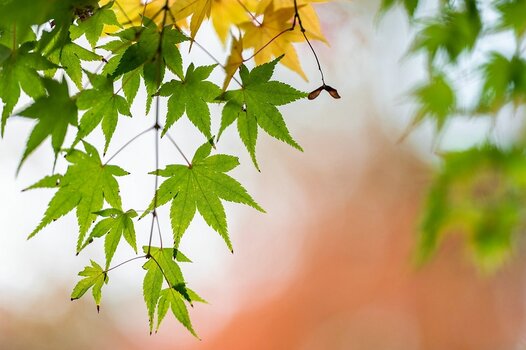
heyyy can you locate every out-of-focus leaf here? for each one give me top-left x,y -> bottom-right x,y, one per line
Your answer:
411,74 -> 456,132
417,144 -> 526,272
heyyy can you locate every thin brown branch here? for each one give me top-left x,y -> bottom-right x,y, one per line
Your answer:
235,0 -> 261,25
147,0 -> 170,256
105,255 -> 147,273
165,132 -> 192,167
103,127 -> 154,164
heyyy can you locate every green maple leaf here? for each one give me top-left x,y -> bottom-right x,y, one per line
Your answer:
16,78 -> 77,172
104,25 -> 186,114
411,73 -> 456,132
0,0 -> 98,44
138,27 -> 187,114
219,56 -> 306,170
0,21 -> 36,49
158,64 -> 221,138
111,20 -> 159,79
143,246 -> 185,289
80,208 -> 138,267
76,73 -> 132,153
70,1 -> 121,48
143,56 -> 165,114
161,27 -> 187,79
477,53 -> 526,112
28,141 -> 128,251
380,0 -> 419,17
71,259 -> 108,311
412,5 -> 481,62
156,288 -> 197,336
99,29 -> 142,104
0,42 -> 56,135
142,246 -> 201,333
495,0 -> 526,37
143,255 -> 164,334
99,27 -> 138,76
122,69 -> 141,105
47,40 -> 101,88
142,143 -> 264,251
22,174 -> 62,191
417,144 -> 526,272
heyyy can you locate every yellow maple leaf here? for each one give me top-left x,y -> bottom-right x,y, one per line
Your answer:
255,0 -> 327,43
222,35 -> 244,90
255,0 -> 327,13
100,0 -> 186,30
169,0 -> 211,39
209,0 -> 251,43
240,4 -> 308,79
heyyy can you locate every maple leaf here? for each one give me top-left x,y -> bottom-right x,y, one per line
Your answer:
170,0 -> 212,40
0,0 -> 99,51
46,40 -> 101,88
28,141 -> 128,251
143,254 -> 164,333
157,64 -> 221,138
121,69 -> 141,105
80,208 -> 138,268
76,73 -> 132,153
255,0 -> 328,43
22,174 -> 62,191
209,0 -> 251,43
70,1 -> 121,48
110,21 -> 160,78
141,246 -> 202,333
101,0 -> 188,30
411,73 -> 456,132
103,24 -> 186,113
239,0 -> 327,79
223,35 -> 244,90
496,0 -> 526,37
240,5 -> 301,79
219,57 -> 306,170
0,20 -> 36,48
156,288 -> 197,336
71,260 -> 109,311
16,78 -> 77,172
161,26 -> 187,79
98,0 -> 144,26
0,42 -> 57,135
142,142 -> 264,251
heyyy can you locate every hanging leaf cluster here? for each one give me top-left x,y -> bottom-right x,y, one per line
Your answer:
0,0 -> 336,336
382,0 -> 526,271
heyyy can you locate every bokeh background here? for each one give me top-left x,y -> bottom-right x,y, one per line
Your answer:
2,1 -> 526,349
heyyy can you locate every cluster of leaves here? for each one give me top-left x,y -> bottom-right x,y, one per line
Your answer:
0,0 -> 332,335
382,0 -> 526,271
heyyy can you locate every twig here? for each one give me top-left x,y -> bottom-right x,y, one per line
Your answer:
147,0 -> 170,256
165,132 -> 192,167
105,255 -> 147,273
103,127 -> 154,164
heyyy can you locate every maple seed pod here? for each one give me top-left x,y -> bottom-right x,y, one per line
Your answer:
308,86 -> 324,100
324,85 -> 341,99
308,85 -> 341,100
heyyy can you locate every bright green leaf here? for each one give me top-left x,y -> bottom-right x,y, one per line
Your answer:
143,145 -> 264,251
16,78 -> 77,172
28,142 -> 128,252
71,259 -> 108,310
158,64 -> 221,138
219,57 -> 305,169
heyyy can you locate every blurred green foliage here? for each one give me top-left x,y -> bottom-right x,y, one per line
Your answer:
383,0 -> 526,271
